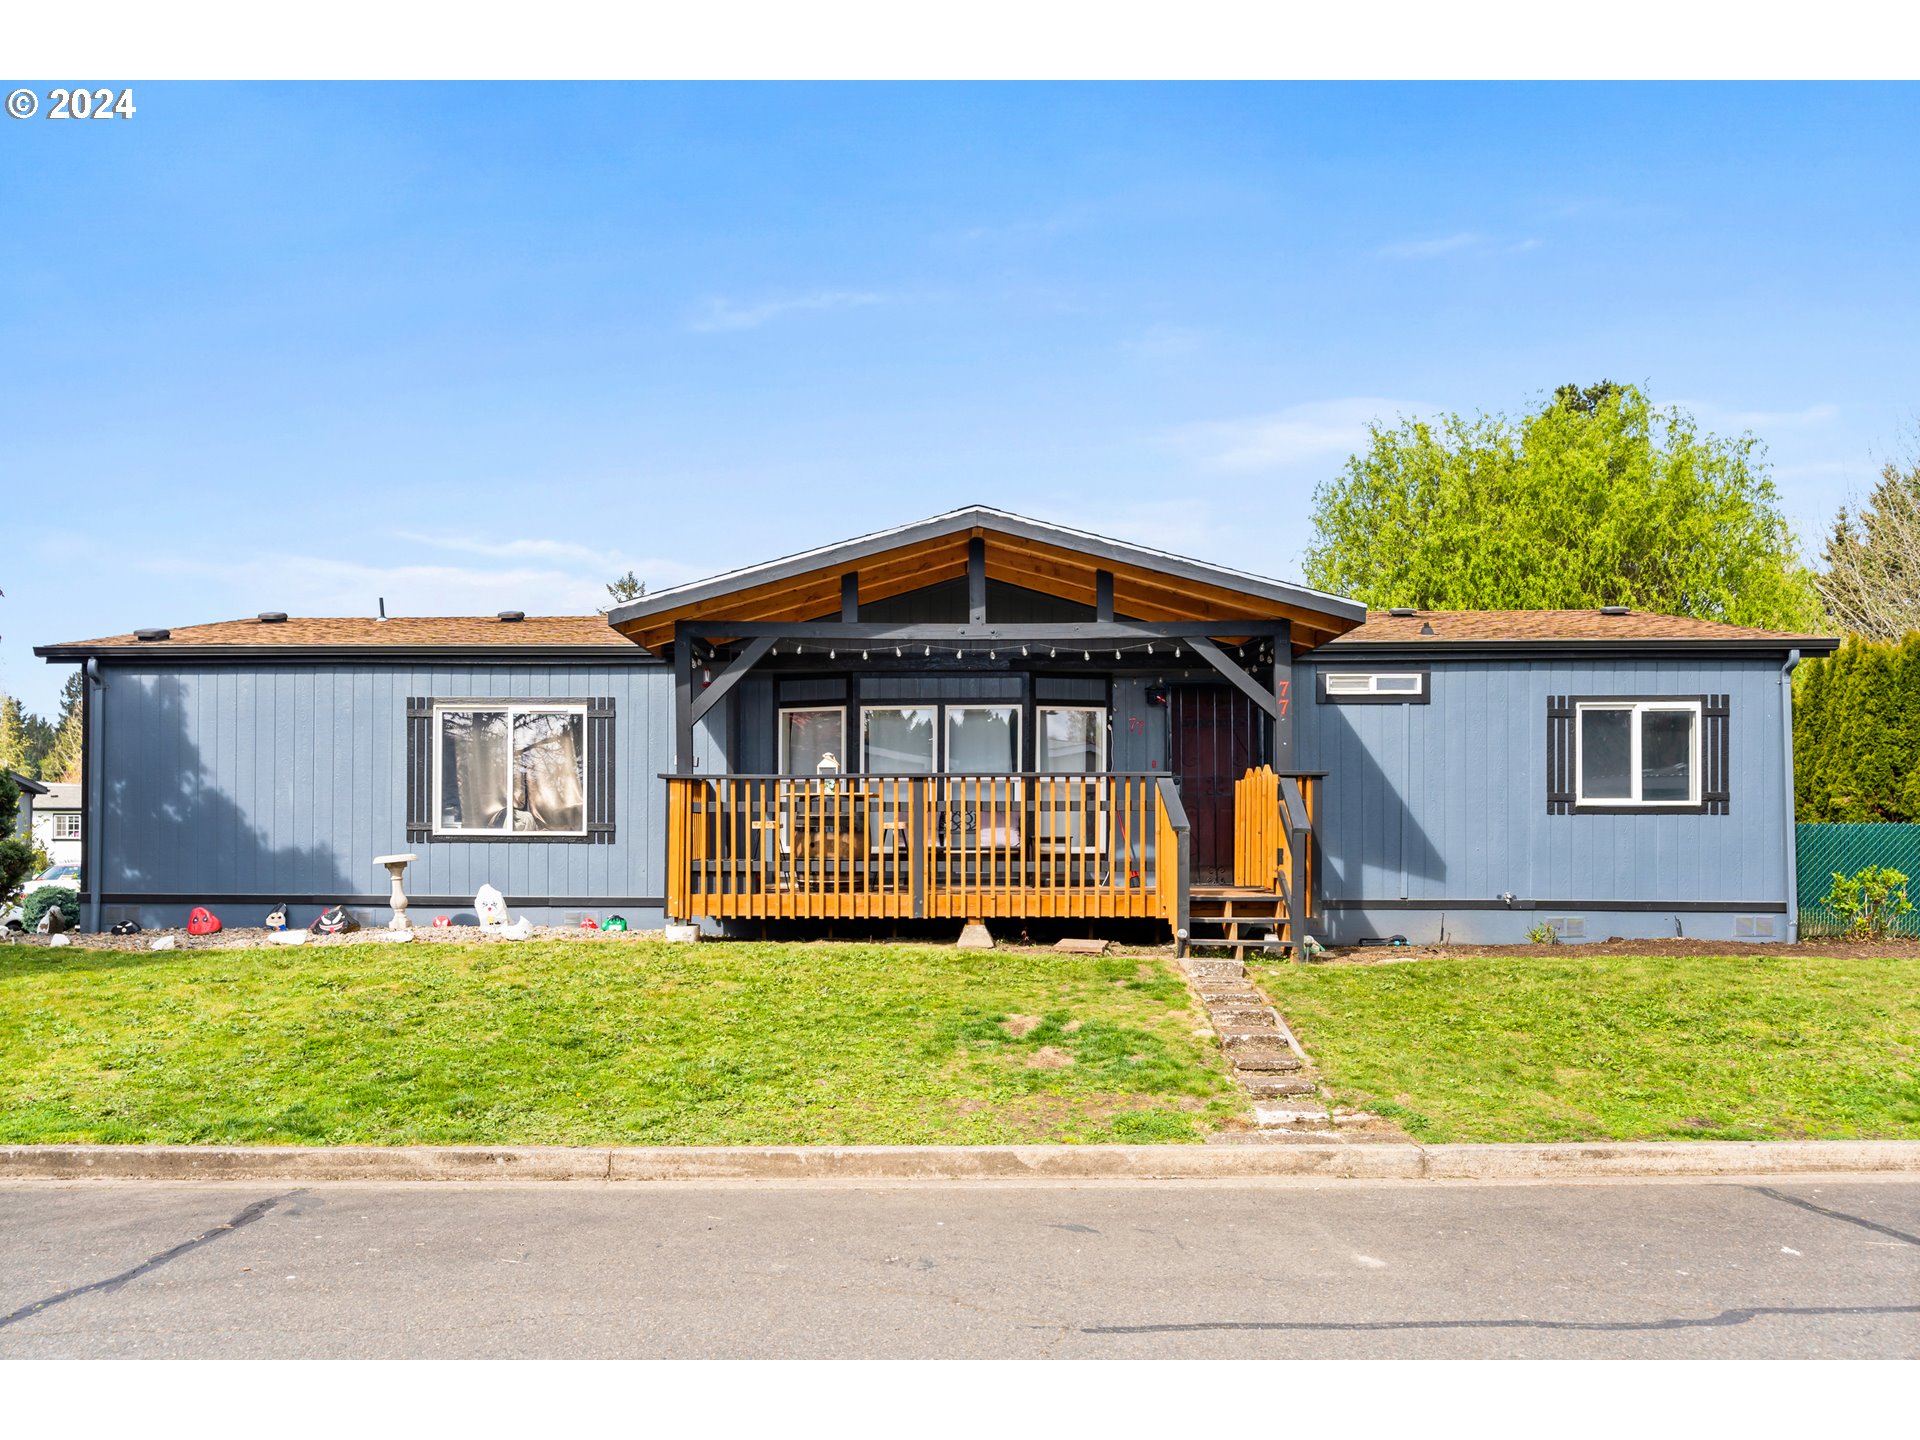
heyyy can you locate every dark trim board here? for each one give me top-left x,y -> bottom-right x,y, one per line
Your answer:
1324,898 -> 1788,913
35,646 -> 661,664
1315,638 -> 1837,660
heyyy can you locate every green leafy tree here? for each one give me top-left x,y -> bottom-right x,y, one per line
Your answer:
39,672 -> 83,784
1303,383 -> 1825,630
1817,448 -> 1920,642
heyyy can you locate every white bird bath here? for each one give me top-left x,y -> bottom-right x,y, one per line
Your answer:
373,853 -> 419,931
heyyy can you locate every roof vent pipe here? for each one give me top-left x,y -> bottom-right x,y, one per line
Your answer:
1419,622 -> 1435,635
497,610 -> 525,623
377,597 -> 387,621
134,627 -> 171,642
257,611 -> 288,624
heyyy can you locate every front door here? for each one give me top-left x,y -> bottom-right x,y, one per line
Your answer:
1170,685 -> 1267,883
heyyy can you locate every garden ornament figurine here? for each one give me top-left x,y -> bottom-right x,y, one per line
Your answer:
475,883 -> 508,927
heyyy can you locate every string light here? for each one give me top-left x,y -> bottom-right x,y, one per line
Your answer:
861,650 -> 869,660
895,647 -> 902,657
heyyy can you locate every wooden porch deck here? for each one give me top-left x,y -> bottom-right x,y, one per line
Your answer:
664,767 -> 1319,954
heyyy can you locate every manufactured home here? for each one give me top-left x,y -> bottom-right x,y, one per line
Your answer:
35,507 -> 1837,949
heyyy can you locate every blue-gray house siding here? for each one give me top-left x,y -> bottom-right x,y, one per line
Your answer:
89,659 -> 675,930
75,643 -> 1804,944
1293,653 -> 1799,944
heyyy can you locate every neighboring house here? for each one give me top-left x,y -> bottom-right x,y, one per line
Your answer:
33,506 -> 1838,946
8,770 -> 48,844
29,782 -> 82,869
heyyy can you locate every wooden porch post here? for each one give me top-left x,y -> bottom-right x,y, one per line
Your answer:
1270,620 -> 1294,769
673,620 -> 695,775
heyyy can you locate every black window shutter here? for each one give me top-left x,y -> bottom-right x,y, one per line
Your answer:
405,698 -> 432,840
587,697 -> 617,843
1703,694 -> 1730,814
1547,696 -> 1574,814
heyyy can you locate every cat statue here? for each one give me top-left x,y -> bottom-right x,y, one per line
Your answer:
474,883 -> 509,927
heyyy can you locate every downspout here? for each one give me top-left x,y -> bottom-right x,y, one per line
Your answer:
84,658 -> 104,934
1780,649 -> 1801,943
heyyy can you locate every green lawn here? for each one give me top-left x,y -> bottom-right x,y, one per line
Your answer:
1252,952 -> 1920,1143
0,942 -> 1241,1146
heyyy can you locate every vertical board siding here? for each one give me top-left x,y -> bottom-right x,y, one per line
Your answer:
1297,657 -> 1789,909
99,661 -> 672,904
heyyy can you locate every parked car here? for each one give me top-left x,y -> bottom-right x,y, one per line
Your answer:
24,864 -> 80,894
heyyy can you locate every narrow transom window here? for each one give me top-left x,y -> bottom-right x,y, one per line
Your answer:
1319,670 -> 1427,701
435,704 -> 588,835
1575,701 -> 1701,808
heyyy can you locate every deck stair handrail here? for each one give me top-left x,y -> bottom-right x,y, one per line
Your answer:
1154,776 -> 1191,951
1232,765 -> 1320,959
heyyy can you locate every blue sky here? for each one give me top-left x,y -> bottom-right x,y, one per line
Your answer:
3,82 -> 1916,716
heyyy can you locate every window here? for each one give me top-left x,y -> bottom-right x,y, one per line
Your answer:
862,706 -> 937,772
1319,670 -> 1428,703
1575,700 -> 1701,808
779,707 -> 846,774
52,812 -> 82,840
945,705 -> 1020,773
1037,706 -> 1106,772
435,704 -> 587,835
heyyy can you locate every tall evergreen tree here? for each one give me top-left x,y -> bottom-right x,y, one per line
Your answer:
0,694 -> 34,780
1795,634 -> 1920,821
40,672 -> 84,783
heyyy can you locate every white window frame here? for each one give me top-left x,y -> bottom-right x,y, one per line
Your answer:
51,812 -> 82,840
1323,671 -> 1426,698
942,704 -> 1022,774
1574,699 -> 1703,809
1035,705 -> 1108,773
777,706 -> 847,774
432,702 -> 590,837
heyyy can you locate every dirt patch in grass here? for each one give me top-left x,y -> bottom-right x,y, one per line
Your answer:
1026,1046 -> 1074,1069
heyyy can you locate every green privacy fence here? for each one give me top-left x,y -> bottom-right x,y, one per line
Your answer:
1796,823 -> 1920,937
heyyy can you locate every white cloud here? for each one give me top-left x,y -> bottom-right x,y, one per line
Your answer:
1122,324 -> 1205,360
686,290 -> 889,334
1676,401 -> 1839,431
1378,231 -> 1540,259
130,548 -> 709,620
1170,397 -> 1431,472
1377,231 -> 1482,259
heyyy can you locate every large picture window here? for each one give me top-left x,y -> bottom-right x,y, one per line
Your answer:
435,704 -> 587,835
945,705 -> 1020,773
1575,700 -> 1701,808
862,706 -> 937,772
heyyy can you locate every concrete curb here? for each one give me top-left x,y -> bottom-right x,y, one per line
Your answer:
3,1140 -> 1918,1183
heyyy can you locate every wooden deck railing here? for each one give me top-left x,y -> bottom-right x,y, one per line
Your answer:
1232,766 -> 1319,931
666,773 -> 1178,923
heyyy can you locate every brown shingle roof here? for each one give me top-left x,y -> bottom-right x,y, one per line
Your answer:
1327,609 -> 1837,647
38,615 -> 635,654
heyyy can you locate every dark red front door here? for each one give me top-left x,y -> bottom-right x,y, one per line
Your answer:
1170,686 -> 1267,883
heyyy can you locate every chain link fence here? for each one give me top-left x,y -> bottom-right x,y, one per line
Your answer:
1797,823 -> 1920,938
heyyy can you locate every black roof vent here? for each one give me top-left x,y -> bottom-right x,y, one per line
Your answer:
134,627 -> 171,642
497,610 -> 525,623
257,611 -> 288,624
1419,622 -> 1436,636
1599,605 -> 1631,616
1388,607 -> 1418,618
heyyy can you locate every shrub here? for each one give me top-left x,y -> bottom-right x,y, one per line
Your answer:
0,774 -> 37,904
1526,922 -> 1560,945
19,885 -> 77,932
1820,865 -> 1915,940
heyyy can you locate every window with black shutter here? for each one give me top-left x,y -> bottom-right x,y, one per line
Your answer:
1548,693 -> 1726,816
405,696 -> 616,842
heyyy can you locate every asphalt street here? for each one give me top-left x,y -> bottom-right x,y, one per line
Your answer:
1,1176 -> 1916,1358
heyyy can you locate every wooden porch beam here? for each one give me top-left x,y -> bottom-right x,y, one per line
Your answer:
1186,636 -> 1281,721
691,633 -> 776,724
1271,618 -> 1295,767
681,620 -> 1291,643
673,621 -> 695,775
